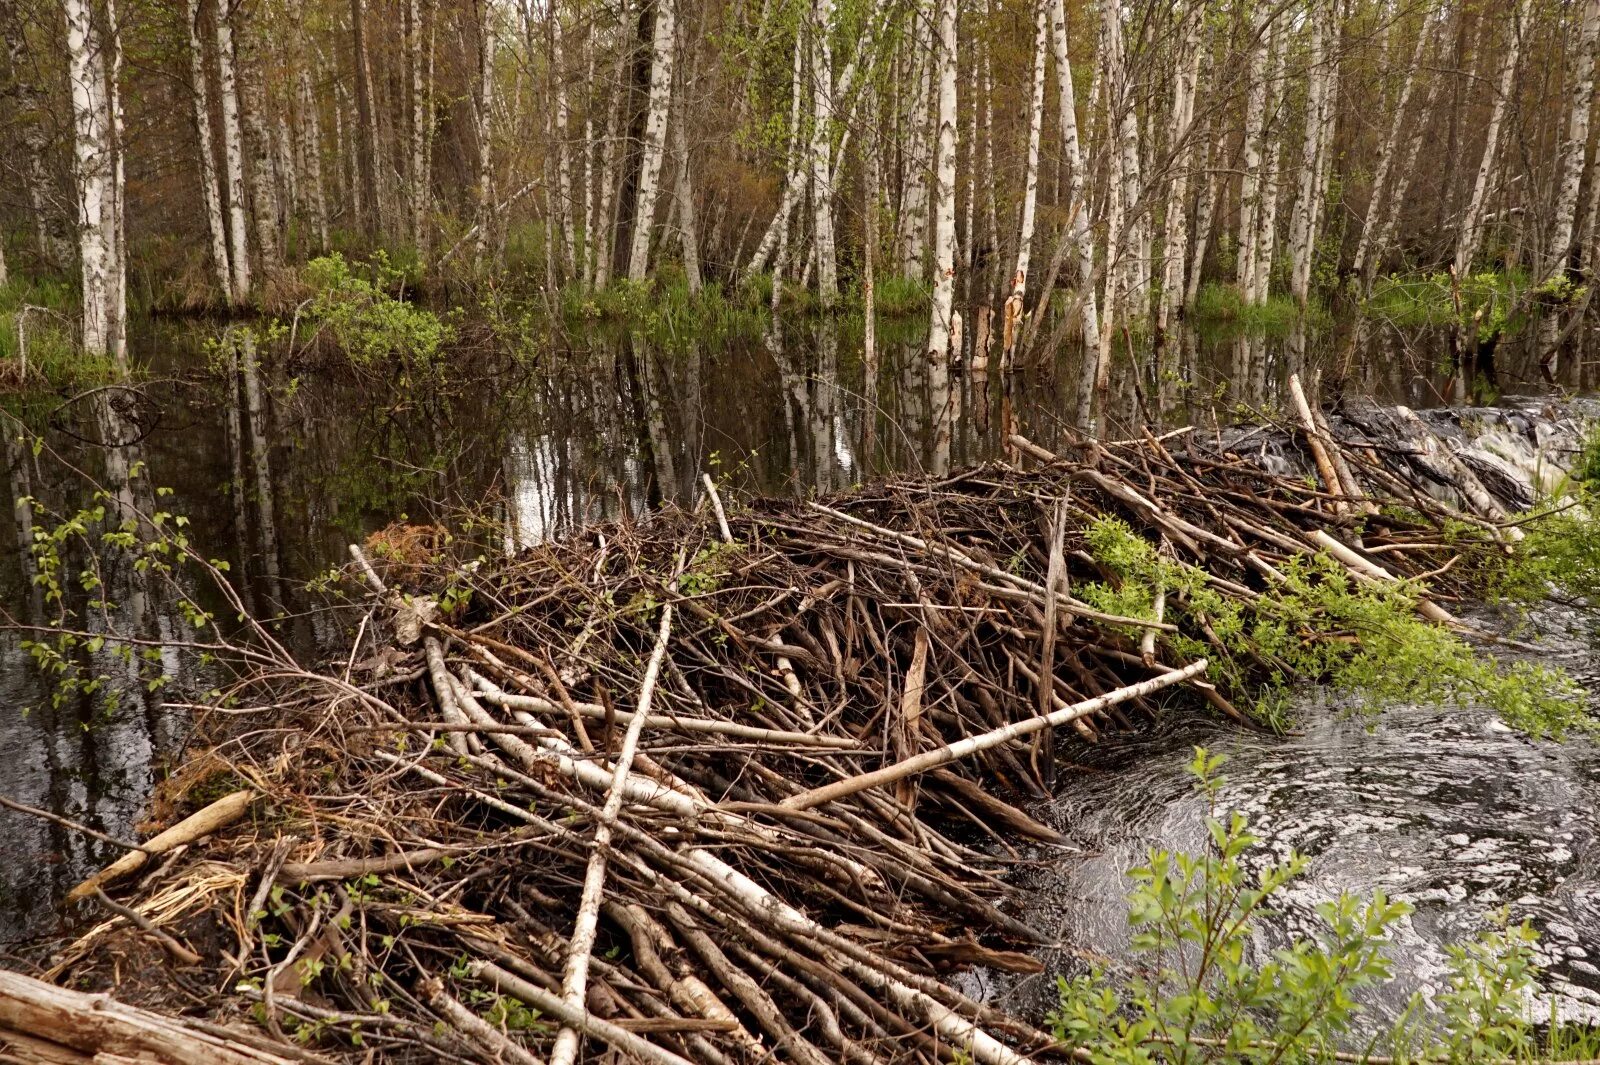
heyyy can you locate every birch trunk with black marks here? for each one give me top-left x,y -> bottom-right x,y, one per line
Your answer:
216,0 -> 252,303
350,0 -> 380,238
1237,5 -> 1270,299
626,0 -> 676,282
474,0 -> 497,263
926,0 -> 957,364
1003,0 -> 1047,372
185,0 -> 232,302
1157,2 -> 1200,338
1353,11 -> 1430,292
809,0 -> 838,307
1452,0 -> 1529,278
64,0 -> 122,368
1049,0 -> 1100,356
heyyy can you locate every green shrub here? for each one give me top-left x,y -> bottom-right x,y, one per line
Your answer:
303,253 -> 451,369
1048,749 -> 1586,1065
1078,516 -> 1589,737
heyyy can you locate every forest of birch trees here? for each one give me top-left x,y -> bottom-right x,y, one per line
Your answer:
5,0 -> 1600,387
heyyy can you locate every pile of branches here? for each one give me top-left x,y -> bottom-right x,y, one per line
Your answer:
34,389 -> 1576,1065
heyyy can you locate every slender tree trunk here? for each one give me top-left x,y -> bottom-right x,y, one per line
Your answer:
626,0 -> 676,281
1186,133 -> 1217,310
809,0 -> 839,307
63,0 -> 122,368
408,0 -> 431,256
1157,3 -> 1200,339
1354,12 -> 1430,289
1251,16 -> 1286,306
1547,0 -> 1600,280
1049,0 -> 1101,355
862,113 -> 879,459
350,0 -> 379,239
551,5 -> 575,280
185,0 -> 231,303
297,65 -> 329,250
473,0 -> 497,263
593,11 -> 631,288
926,0 -> 957,363
742,40 -> 805,281
897,6 -> 933,275
1453,0 -> 1530,278
1003,0 -> 1047,372
239,36 -> 282,277
1237,5 -> 1270,297
1288,4 -> 1331,307
671,91 -> 701,293
215,0 -> 252,302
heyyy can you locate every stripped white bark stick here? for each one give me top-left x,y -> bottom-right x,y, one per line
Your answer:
781,660 -> 1208,810
548,584 -> 676,1065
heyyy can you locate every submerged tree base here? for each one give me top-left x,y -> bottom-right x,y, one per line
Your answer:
23,397 -> 1599,1063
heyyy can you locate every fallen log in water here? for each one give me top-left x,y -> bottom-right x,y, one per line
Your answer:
25,394 -> 1590,1063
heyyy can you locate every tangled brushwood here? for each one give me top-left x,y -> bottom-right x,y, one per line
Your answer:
16,391 -> 1598,1064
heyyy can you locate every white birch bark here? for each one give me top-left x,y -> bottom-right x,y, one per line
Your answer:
239,42 -> 282,276
1288,6 -> 1330,306
626,0 -> 677,282
1157,3 -> 1201,336
1353,10 -> 1430,288
1003,0 -> 1048,370
926,0 -> 957,362
215,0 -> 252,303
671,95 -> 701,293
1236,5 -> 1270,297
742,41 -> 807,281
185,0 -> 232,302
551,4 -> 575,279
473,2 -> 498,263
1251,16 -> 1286,306
1084,0 -> 1126,424
593,13 -> 631,288
297,65 -> 329,250
63,0 -> 120,366
1546,0 -> 1599,279
897,7 -> 933,275
1452,0 -> 1529,278
408,0 -> 430,255
809,0 -> 838,306
582,39 -> 597,283
1049,0 -> 1101,355
1185,135 -> 1216,309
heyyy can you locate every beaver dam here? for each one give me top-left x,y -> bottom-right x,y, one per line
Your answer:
5,385 -> 1598,1064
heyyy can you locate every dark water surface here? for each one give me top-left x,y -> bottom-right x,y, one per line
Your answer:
0,311 -> 1593,978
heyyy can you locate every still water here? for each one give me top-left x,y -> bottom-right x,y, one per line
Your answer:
0,311 -> 1593,1003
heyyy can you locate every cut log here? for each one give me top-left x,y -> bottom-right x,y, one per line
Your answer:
67,790 -> 254,902
0,970 -> 316,1065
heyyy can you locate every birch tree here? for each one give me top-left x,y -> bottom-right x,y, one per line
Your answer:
185,0 -> 231,302
1003,0 -> 1047,371
215,0 -> 252,303
626,0 -> 677,282
809,0 -> 839,307
1049,0 -> 1100,355
1545,0 -> 1599,281
1353,6 -> 1432,291
63,0 -> 123,367
1452,0 -> 1530,279
925,0 -> 957,362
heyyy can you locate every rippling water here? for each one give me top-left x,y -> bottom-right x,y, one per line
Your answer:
987,610 -> 1600,1030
